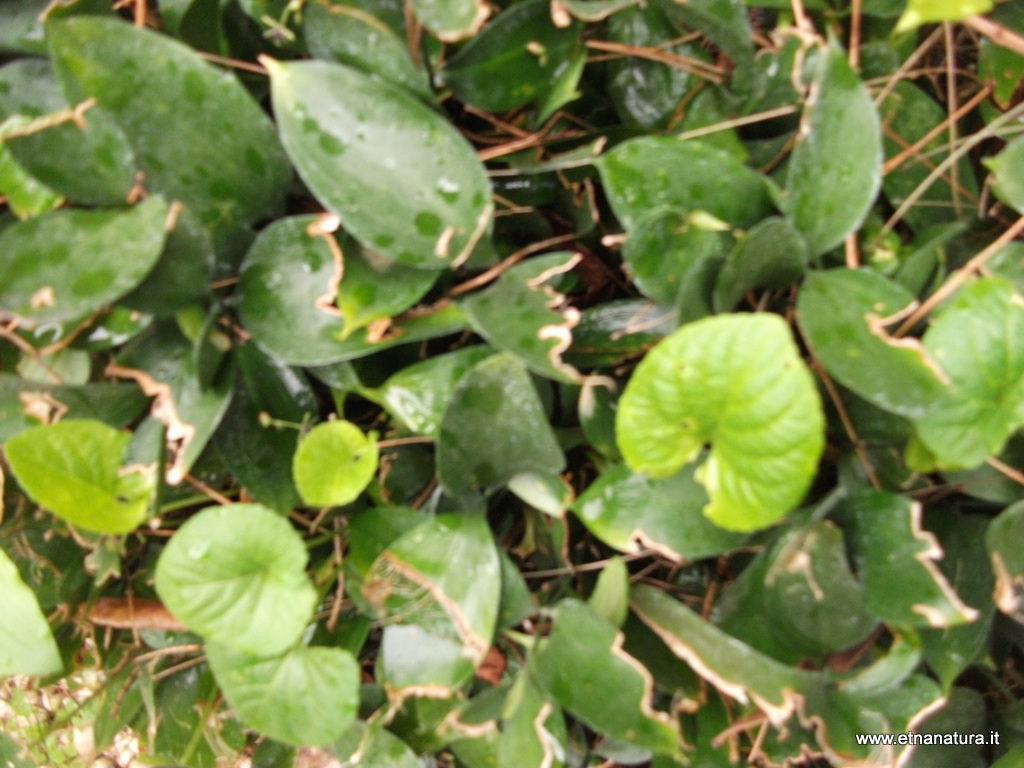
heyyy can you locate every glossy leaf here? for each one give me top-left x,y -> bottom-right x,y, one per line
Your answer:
410,0 -> 488,41
238,216 -> 466,366
572,463 -> 745,559
334,720 -> 423,768
0,57 -> 135,206
605,2 -> 697,129
621,210 -> 730,308
783,44 -> 881,257
596,137 -> 774,229
0,547 -> 63,676
713,216 -> 807,311
114,321 -> 234,485
444,0 -> 582,112
498,673 -> 566,768
303,0 -> 431,99
843,491 -> 979,628
266,58 -> 492,269
365,511 -> 501,692
293,420 -> 378,507
915,277 -> 1024,469
616,314 -> 824,531
47,17 -> 290,239
653,0 -> 752,75
0,143 -> 63,219
377,346 -> 493,436
986,134 -> 1024,215
534,598 -> 682,757
987,500 -> 1024,624
461,253 -> 583,383
0,197 -> 168,326
206,641 -> 359,746
797,269 -> 947,418
566,299 -> 675,369
155,503 -> 317,656
920,515 -> 995,689
4,419 -> 156,534
437,353 -> 564,498
896,0 -> 992,32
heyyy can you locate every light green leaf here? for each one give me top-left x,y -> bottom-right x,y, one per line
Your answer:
0,547 -> 62,676
0,143 -> 63,219
304,0 -> 431,99
293,420 -> 378,507
378,346 -> 494,437
896,0 -> 992,33
783,43 -> 882,257
0,197 -> 168,326
437,353 -> 564,498
4,419 -> 156,534
366,511 -> 501,692
334,720 -> 423,768
206,641 -> 359,746
915,277 -> 1024,469
461,253 -> 583,383
534,598 -> 682,757
596,137 -> 774,229
572,463 -> 746,559
986,134 -> 1024,215
47,17 -> 290,238
987,500 -> 1024,624
797,269 -> 948,418
444,0 -> 582,113
616,313 -> 824,531
265,58 -> 492,269
155,503 -> 317,656
498,672 -> 566,768
843,491 -> 979,628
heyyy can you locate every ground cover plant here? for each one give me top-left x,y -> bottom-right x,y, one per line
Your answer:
3,0 -> 1024,766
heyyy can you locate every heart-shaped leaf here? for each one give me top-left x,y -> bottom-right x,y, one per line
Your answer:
616,313 -> 824,531
4,419 -> 156,534
265,57 -> 492,269
783,43 -> 881,257
0,196 -> 168,326
206,641 -> 359,747
0,547 -> 63,676
292,420 -> 378,507
155,503 -> 317,655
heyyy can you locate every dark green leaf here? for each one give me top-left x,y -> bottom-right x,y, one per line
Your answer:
987,500 -> 1024,624
589,555 -> 629,627
0,197 -> 168,326
572,463 -> 746,559
797,269 -> 947,418
915,277 -> 1024,469
444,0 -> 582,113
461,253 -> 583,383
366,511 -> 501,692
783,43 -> 882,257
48,17 -> 290,239
713,216 -> 807,311
437,353 -> 564,498
987,134 -> 1024,215
155,503 -> 316,655
596,137 -> 774,229
266,58 -> 492,269
535,598 -> 682,757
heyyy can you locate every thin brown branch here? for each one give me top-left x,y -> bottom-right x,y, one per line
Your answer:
448,232 -> 580,296
585,40 -> 724,83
